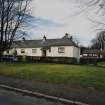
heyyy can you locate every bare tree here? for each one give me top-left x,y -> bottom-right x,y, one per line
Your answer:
73,0 -> 105,51
77,0 -> 105,26
0,0 -> 31,55
91,31 -> 105,50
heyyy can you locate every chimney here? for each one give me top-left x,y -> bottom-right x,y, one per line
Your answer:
65,33 -> 69,38
63,33 -> 73,40
43,35 -> 47,42
22,37 -> 25,42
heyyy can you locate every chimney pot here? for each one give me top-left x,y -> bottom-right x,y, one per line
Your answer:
43,35 -> 47,42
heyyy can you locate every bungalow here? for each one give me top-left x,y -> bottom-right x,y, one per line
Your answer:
3,34 -> 80,63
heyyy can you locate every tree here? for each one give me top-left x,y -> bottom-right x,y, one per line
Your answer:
91,31 -> 105,50
78,0 -> 105,28
0,0 -> 31,55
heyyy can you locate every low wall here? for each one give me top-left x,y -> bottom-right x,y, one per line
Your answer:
17,56 -> 78,64
0,55 -> 79,64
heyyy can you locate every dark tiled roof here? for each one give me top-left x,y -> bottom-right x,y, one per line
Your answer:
13,40 -> 42,48
12,38 -> 78,48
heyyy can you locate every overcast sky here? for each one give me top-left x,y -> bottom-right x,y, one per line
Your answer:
27,0 -> 101,46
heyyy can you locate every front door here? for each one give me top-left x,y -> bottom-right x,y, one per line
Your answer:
42,50 -> 46,57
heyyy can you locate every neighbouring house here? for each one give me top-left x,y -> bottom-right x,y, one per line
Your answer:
3,34 -> 80,63
81,49 -> 105,58
80,49 -> 105,64
80,50 -> 99,58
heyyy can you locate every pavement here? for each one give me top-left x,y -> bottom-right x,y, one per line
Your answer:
0,88 -> 69,105
0,76 -> 105,105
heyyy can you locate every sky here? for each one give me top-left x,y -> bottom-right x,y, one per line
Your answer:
27,0 -> 101,46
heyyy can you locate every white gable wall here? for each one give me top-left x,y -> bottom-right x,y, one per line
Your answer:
73,47 -> 80,62
73,47 -> 80,58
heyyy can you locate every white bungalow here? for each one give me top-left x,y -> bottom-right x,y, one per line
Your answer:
4,34 -> 80,63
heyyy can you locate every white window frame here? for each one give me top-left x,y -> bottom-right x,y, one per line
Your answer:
32,49 -> 37,54
58,47 -> 65,53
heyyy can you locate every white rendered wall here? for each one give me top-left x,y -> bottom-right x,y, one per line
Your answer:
46,46 -> 74,57
3,46 -> 80,59
16,48 -> 42,56
73,47 -> 80,58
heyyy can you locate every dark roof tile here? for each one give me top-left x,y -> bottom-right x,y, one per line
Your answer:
12,38 -> 78,48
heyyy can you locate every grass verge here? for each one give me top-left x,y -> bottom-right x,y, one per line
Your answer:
0,62 -> 105,90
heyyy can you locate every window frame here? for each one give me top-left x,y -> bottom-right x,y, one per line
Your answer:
32,49 -> 37,54
58,47 -> 65,53
21,49 -> 25,54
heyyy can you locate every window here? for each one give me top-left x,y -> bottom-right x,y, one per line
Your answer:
32,49 -> 37,53
21,49 -> 25,54
58,47 -> 65,53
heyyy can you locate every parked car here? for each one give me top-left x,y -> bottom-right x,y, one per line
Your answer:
0,56 -> 18,62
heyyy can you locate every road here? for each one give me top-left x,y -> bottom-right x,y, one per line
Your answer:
0,88 -> 70,105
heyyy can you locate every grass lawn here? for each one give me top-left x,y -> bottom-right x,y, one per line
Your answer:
98,62 -> 105,67
0,62 -> 105,90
